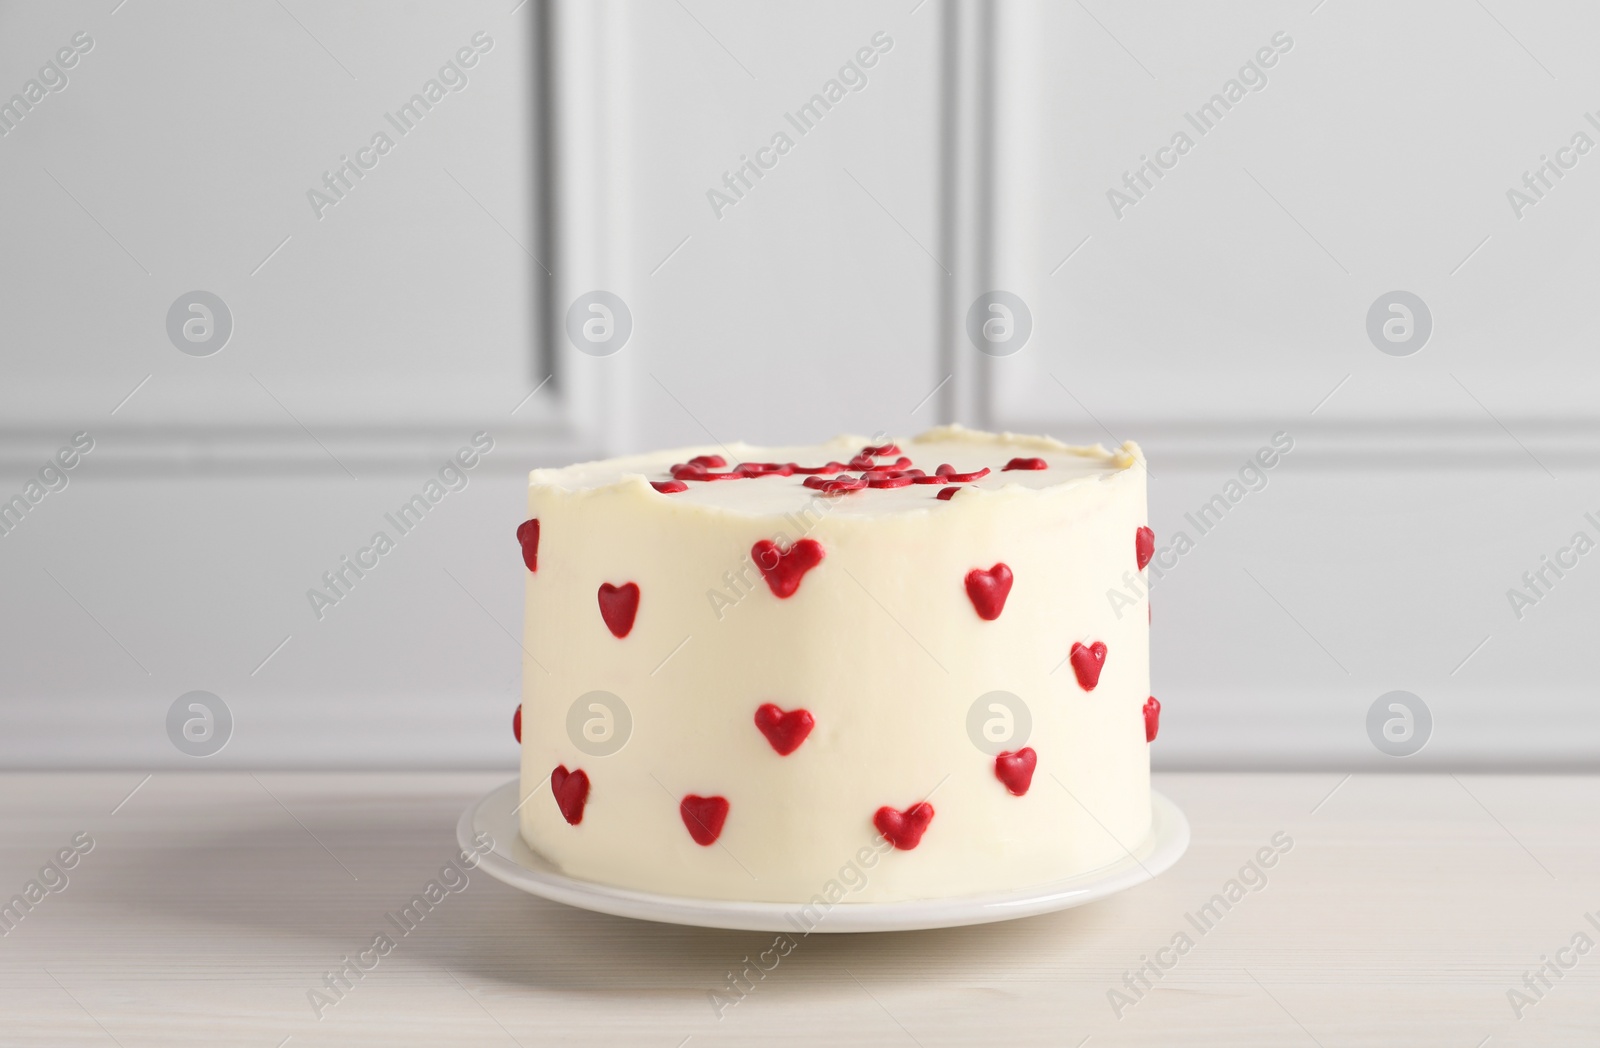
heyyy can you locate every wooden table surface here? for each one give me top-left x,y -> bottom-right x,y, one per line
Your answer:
1,772 -> 1594,1046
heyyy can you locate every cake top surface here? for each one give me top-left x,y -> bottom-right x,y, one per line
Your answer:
529,425 -> 1143,517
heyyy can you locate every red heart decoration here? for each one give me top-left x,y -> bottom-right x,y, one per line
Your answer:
802,475 -> 866,496
873,802 -> 935,850
550,764 -> 590,825
964,563 -> 1013,620
1070,640 -> 1108,691
732,461 -> 793,477
680,794 -> 730,846
935,464 -> 990,482
790,460 -> 848,475
516,519 -> 540,572
512,704 -> 521,743
1002,457 -> 1047,471
850,452 -> 911,470
994,748 -> 1037,796
1136,526 -> 1155,571
1144,696 -> 1161,743
597,582 -> 639,638
754,703 -> 814,756
752,538 -> 824,598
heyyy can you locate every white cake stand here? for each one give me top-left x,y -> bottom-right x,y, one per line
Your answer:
458,779 -> 1189,933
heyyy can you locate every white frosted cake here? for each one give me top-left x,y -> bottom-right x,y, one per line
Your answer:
513,426 -> 1158,904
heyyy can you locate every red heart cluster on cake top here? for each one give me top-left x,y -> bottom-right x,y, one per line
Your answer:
650,444 -> 1013,500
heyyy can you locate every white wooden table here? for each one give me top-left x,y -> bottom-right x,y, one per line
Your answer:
1,772 -> 1594,1046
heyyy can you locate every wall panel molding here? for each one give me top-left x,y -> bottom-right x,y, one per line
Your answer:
993,417 -> 1600,472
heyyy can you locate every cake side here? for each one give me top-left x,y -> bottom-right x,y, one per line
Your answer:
516,429 -> 1153,903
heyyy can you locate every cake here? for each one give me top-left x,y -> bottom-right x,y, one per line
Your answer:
513,425 -> 1158,904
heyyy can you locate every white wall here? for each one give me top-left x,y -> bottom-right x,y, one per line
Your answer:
2,0 -> 1595,770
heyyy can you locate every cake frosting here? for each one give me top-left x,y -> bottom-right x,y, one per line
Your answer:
515,425 -> 1156,904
